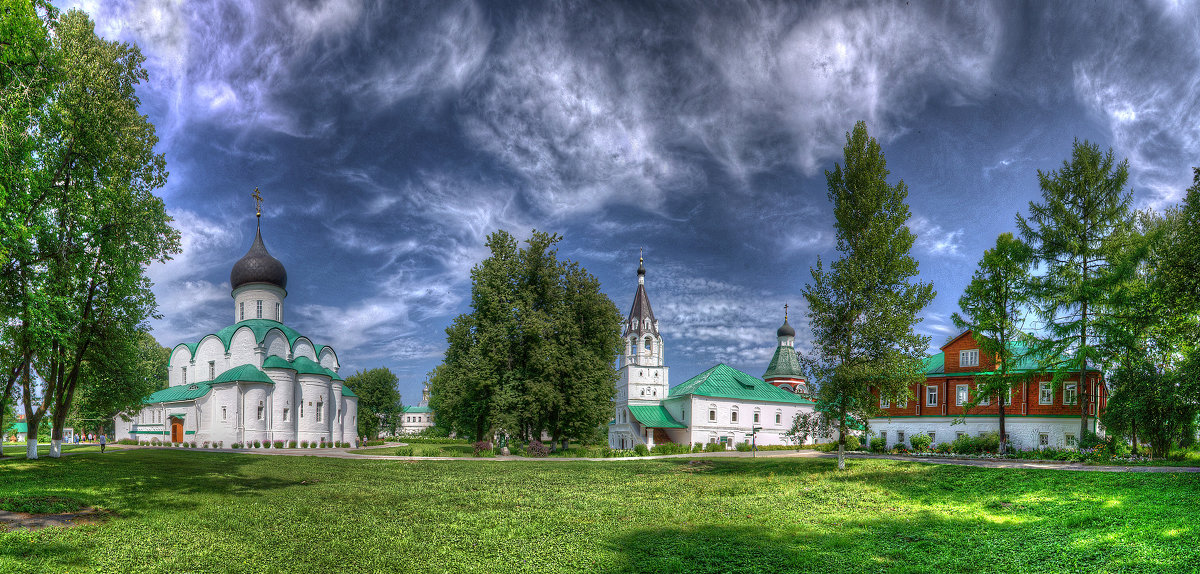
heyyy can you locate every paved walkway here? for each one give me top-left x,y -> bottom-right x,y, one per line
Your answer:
16,443 -> 1199,473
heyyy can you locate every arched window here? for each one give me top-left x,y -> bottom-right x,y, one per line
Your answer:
730,406 -> 740,424
775,410 -> 783,425
644,336 -> 653,354
753,408 -> 761,424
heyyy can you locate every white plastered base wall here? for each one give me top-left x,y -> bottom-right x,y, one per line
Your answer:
866,416 -> 1101,450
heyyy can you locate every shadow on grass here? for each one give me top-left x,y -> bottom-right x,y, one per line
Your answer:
0,450 -> 305,515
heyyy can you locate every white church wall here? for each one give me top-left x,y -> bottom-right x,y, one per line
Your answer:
206,383 -> 240,446
343,397 -> 359,444
193,336 -> 226,381
232,284 -> 285,323
291,338 -> 316,362
168,346 -> 192,387
229,328 -> 258,366
296,375 -> 333,444
264,330 -> 289,359
319,348 -> 338,371
242,384 -> 272,443
267,369 -> 296,440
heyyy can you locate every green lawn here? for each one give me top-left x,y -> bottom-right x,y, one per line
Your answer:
1,451 -> 1197,573
350,442 -> 477,456
1,444 -> 117,459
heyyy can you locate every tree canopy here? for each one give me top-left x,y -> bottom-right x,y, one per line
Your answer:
429,230 -> 622,446
802,121 -> 935,470
0,6 -> 179,458
344,367 -> 402,439
951,232 -> 1035,453
1017,140 -> 1133,438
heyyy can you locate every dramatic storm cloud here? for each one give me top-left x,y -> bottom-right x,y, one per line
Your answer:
67,0 -> 1200,402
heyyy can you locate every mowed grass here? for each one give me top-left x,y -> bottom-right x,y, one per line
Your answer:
1,444 -> 118,459
1,451 -> 1197,573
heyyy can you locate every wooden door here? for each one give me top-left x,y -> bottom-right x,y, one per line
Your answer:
171,418 -> 183,443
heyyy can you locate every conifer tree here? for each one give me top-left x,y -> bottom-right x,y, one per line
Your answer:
951,233 -> 1034,454
803,121 -> 935,470
1017,140 -> 1133,439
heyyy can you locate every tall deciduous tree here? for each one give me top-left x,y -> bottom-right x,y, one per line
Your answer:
1100,202 -> 1200,455
430,230 -> 622,446
803,121 -> 935,470
344,367 -> 402,439
2,8 -> 180,458
951,233 -> 1034,454
1017,140 -> 1133,439
72,330 -> 169,438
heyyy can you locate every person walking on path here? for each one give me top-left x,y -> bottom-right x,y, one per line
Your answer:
99,433 -> 106,453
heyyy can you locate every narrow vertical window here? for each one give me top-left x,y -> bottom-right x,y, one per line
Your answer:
221,406 -> 227,421
316,402 -> 323,422
256,300 -> 262,319
181,367 -> 187,385
240,301 -> 244,320
257,404 -> 264,420
275,302 -> 280,321
956,384 -> 969,406
209,361 -> 215,380
283,408 -> 289,422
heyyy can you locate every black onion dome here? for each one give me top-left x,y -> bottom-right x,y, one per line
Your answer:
637,257 -> 646,276
230,227 -> 287,290
777,318 -> 796,338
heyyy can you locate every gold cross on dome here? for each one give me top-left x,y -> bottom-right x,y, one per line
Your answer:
784,303 -> 789,320
252,187 -> 263,218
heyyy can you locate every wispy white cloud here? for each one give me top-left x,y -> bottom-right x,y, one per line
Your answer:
692,2 -> 1002,178
639,263 -> 806,373
1070,3 -> 1200,209
145,209 -> 238,345
461,7 -> 705,217
908,215 -> 965,257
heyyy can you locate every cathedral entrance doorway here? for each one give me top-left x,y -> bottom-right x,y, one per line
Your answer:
170,417 -> 184,443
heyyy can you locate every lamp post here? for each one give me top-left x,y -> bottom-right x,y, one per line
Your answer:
751,426 -> 762,458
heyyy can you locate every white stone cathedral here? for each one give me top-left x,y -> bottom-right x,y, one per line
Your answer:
608,258 -> 818,450
115,206 -> 359,446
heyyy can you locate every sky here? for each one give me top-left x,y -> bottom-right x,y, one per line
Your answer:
62,0 -> 1200,405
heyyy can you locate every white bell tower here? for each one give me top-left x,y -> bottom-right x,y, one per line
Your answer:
610,254 -> 669,448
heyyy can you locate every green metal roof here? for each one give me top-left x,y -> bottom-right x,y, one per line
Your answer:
215,319 -> 305,350
144,382 -> 212,404
291,356 -> 329,376
763,344 -> 803,380
669,363 -> 816,404
923,343 -> 1100,377
403,405 -> 432,413
214,364 -> 274,385
262,355 -> 296,370
172,320 -> 320,363
323,367 -> 344,382
628,405 -> 686,428
340,385 -> 358,398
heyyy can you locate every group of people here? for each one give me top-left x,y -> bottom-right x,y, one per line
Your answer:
72,432 -> 109,452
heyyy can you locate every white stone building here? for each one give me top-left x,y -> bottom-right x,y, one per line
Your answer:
398,406 -> 434,435
115,216 -> 359,446
607,259 -> 818,450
